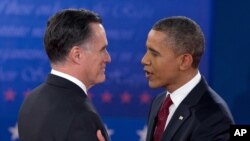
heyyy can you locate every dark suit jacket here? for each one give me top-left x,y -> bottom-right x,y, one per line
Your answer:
146,77 -> 234,141
18,74 -> 109,141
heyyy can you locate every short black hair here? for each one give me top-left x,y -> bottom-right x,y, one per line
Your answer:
44,8 -> 102,63
153,16 -> 205,68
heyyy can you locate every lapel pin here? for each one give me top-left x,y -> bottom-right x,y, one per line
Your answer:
179,116 -> 184,120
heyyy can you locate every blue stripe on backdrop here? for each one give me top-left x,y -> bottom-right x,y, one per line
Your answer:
0,0 -> 211,140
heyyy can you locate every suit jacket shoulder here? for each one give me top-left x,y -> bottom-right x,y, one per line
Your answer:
146,77 -> 234,141
18,74 -> 109,141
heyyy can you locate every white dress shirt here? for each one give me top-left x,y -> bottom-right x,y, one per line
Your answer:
51,69 -> 87,95
164,71 -> 201,129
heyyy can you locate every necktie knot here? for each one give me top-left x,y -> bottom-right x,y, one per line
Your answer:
154,95 -> 172,141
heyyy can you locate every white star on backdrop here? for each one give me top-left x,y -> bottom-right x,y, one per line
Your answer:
105,124 -> 114,137
137,125 -> 147,141
8,122 -> 19,141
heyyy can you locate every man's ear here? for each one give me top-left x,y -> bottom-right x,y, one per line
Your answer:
179,54 -> 193,70
68,46 -> 82,64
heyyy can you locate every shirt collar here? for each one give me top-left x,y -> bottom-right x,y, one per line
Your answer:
50,69 -> 87,95
168,71 -> 201,107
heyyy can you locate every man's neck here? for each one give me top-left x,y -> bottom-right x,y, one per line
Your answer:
166,69 -> 198,93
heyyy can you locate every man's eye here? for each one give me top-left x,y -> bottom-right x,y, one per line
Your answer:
151,51 -> 159,57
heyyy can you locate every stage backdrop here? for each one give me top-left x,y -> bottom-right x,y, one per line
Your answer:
0,0 -> 211,141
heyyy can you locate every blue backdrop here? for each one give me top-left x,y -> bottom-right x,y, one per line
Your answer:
0,0 -> 212,141
211,1 -> 250,125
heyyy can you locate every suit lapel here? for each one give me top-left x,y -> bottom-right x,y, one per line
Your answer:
161,105 -> 191,141
103,127 -> 110,141
161,77 -> 208,141
147,93 -> 166,141
83,98 -> 110,141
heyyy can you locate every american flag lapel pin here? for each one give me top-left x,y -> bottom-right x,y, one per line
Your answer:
179,115 -> 184,120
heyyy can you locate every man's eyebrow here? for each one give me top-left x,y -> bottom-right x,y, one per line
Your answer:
148,47 -> 160,54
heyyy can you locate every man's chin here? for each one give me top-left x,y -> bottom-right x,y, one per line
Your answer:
96,76 -> 106,84
148,82 -> 160,89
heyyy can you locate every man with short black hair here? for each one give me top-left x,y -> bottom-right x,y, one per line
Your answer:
142,16 -> 234,141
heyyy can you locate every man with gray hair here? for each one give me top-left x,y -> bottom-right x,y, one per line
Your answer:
18,8 -> 111,141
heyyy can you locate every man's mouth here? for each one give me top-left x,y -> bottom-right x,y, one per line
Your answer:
144,69 -> 153,79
